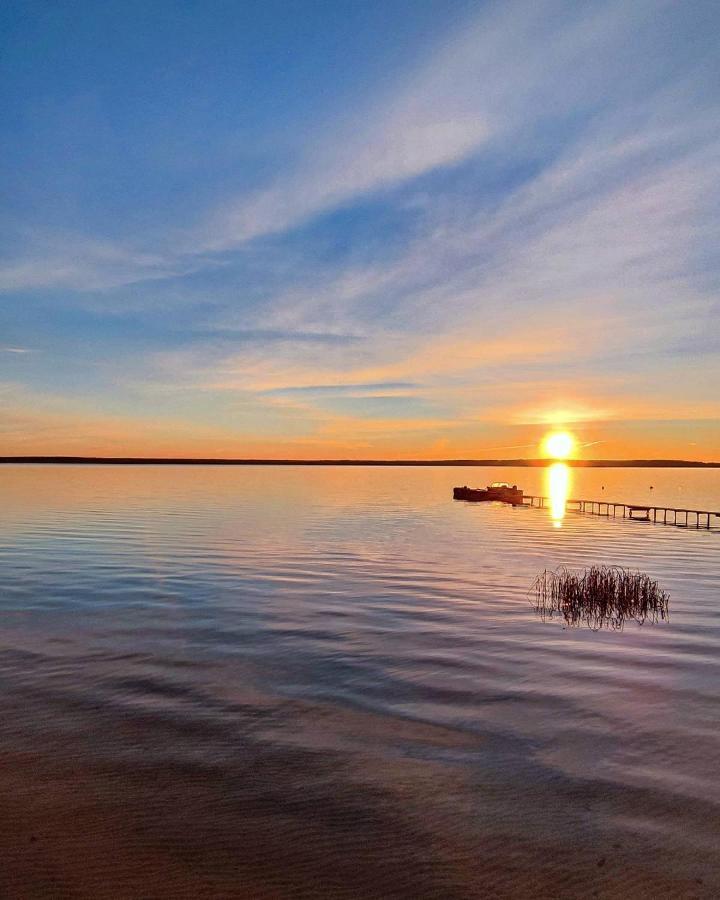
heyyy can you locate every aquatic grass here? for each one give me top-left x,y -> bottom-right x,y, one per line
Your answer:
531,565 -> 669,630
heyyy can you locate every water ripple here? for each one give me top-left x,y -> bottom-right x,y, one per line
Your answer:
0,465 -> 718,896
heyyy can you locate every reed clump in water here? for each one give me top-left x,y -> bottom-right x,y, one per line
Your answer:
531,565 -> 669,630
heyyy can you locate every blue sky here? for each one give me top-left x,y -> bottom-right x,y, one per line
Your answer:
1,0 -> 719,458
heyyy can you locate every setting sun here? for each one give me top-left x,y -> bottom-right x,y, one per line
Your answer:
542,431 -> 576,459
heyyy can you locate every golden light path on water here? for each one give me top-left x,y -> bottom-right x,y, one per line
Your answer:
547,462 -> 571,527
540,429 -> 575,527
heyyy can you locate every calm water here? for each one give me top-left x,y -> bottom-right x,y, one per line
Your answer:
0,465 -> 718,898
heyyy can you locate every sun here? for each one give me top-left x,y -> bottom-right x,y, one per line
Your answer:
542,431 -> 576,459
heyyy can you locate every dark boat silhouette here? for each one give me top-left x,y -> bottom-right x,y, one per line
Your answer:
453,481 -> 524,504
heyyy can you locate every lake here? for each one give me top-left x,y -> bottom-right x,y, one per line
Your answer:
0,464 -> 718,898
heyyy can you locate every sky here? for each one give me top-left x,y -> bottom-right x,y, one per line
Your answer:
1,0 -> 719,460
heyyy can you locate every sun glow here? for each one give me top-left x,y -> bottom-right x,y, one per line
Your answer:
542,431 -> 576,459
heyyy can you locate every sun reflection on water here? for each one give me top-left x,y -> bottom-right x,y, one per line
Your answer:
547,462 -> 570,527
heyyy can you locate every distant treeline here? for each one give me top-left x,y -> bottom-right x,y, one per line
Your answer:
1,456 -> 718,468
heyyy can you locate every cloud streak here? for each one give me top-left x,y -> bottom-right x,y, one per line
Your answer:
196,0 -> 665,250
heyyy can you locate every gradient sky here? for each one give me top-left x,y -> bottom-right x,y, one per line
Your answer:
1,0 -> 719,459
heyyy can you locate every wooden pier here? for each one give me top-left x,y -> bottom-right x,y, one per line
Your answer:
522,495 -> 720,530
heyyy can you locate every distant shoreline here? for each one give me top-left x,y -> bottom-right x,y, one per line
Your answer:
1,456 -> 718,468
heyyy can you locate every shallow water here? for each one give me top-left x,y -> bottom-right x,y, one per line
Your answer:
0,464 -> 718,898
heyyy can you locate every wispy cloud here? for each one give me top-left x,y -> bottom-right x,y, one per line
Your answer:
260,382 -> 418,397
0,232 -> 218,293
197,0 -> 673,251
4,0 -> 702,291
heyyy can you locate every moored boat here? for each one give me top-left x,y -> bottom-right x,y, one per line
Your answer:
453,482 -> 524,504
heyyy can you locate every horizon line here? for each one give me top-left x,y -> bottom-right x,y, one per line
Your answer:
1,456 -> 719,468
